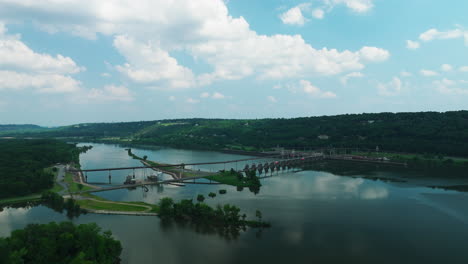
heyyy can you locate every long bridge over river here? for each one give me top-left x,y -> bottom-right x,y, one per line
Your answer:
70,151 -> 406,194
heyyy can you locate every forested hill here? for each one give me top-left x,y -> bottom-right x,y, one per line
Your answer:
5,111 -> 468,156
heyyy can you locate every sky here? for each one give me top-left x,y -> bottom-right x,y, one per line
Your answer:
1,0 -> 468,126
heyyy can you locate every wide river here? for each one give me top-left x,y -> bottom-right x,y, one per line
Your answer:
2,143 -> 468,263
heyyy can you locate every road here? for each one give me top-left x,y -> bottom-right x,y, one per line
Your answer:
56,165 -> 68,195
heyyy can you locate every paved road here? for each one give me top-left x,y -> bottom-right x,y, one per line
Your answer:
55,165 -> 68,195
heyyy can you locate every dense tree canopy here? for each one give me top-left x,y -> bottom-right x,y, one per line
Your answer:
0,139 -> 82,199
0,222 -> 122,264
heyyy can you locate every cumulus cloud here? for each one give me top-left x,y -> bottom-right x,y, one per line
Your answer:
358,46 -> 390,62
280,0 -> 374,24
0,0 -> 388,90
340,71 -> 364,85
0,27 -> 83,74
459,66 -> 468,72
420,69 -> 439,77
406,40 -> 420,50
280,6 -> 307,26
114,35 -> 196,90
0,23 -> 84,94
0,70 -> 81,93
419,27 -> 468,46
300,80 -> 336,98
377,77 -> 402,96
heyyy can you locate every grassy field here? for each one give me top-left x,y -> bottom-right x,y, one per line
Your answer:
76,199 -> 158,213
44,167 -> 65,193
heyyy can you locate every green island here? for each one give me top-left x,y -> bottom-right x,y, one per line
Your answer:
0,222 -> 122,264
158,197 -> 270,229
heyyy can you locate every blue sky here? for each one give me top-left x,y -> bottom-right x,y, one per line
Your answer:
1,0 -> 468,126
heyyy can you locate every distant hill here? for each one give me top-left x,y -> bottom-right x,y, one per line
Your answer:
0,124 -> 45,134
4,111 -> 468,156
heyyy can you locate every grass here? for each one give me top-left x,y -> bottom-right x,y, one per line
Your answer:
0,193 -> 42,205
64,172 -> 94,193
44,167 -> 64,193
77,200 -> 148,212
79,193 -> 159,213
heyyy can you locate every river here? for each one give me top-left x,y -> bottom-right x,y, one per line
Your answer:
1,143 -> 468,263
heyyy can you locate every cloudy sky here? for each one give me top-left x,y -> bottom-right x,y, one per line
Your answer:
0,0 -> 468,126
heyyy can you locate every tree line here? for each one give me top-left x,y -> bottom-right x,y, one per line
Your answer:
5,111 -> 468,156
0,139 -> 86,199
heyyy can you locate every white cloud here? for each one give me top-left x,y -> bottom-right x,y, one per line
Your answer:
87,85 -> 133,101
340,71 -> 364,85
186,97 -> 200,104
400,71 -> 412,77
459,66 -> 468,72
0,29 -> 83,74
377,77 -> 402,96
0,23 -> 84,94
419,27 -> 468,46
281,0 -> 374,23
267,95 -> 277,103
420,69 -> 439,77
434,78 -> 468,95
0,70 -> 81,93
300,80 -> 336,98
168,95 -> 176,101
101,73 -> 111,78
336,0 -> 375,13
211,92 -> 225,99
280,6 -> 307,26
312,9 -> 325,19
0,0 -> 388,89
200,92 -> 225,99
406,40 -> 420,50
441,64 -> 453,72
114,35 -> 196,90
358,46 -> 390,62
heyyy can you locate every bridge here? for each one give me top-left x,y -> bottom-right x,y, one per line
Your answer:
70,152 -> 407,194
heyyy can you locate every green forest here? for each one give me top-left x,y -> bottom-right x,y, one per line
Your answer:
0,139 -> 82,199
0,222 -> 122,264
4,111 -> 468,156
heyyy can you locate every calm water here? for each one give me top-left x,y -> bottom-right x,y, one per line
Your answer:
2,143 -> 468,263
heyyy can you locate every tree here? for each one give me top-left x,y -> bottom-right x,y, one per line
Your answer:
143,155 -> 148,160
77,183 -> 84,193
196,194 -> 205,202
208,192 -> 216,198
255,210 -> 262,221
219,189 -> 227,194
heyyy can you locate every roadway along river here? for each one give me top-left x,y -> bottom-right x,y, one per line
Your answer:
2,143 -> 468,264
